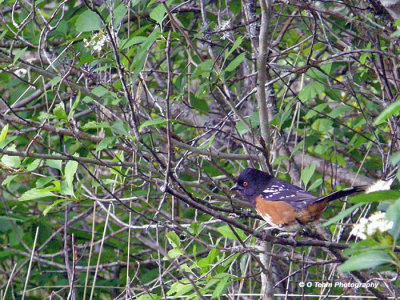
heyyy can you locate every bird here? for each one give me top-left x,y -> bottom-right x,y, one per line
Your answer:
231,168 -> 367,232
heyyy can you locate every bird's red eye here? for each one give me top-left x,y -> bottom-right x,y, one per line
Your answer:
243,182 -> 248,187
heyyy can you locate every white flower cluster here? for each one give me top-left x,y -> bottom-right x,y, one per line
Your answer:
83,31 -> 108,53
365,178 -> 394,193
350,211 -> 393,240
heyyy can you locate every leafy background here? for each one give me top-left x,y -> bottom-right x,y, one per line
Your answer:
0,0 -> 400,299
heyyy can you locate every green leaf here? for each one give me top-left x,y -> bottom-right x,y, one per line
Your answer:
349,135 -> 367,152
0,124 -> 9,143
0,215 -> 23,222
290,136 -> 319,158
13,47 -> 28,64
68,92 -> 81,121
301,164 -> 316,188
328,105 -> 351,118
390,30 -> 400,38
235,112 -> 259,135
390,151 -> 400,166
111,120 -> 130,136
112,3 -> 127,27
298,82 -> 324,102
150,4 -> 166,25
43,199 -> 66,216
307,67 -> 328,81
82,96 -> 93,104
386,198 -> 400,241
342,239 -> 385,256
320,62 -> 335,75
96,137 -> 116,152
26,159 -> 41,172
50,76 -> 62,89
0,29 -> 8,43
359,52 -> 371,65
1,146 -> 21,168
240,254 -> 249,275
92,86 -> 109,97
308,178 -> 322,191
190,96 -> 209,112
225,36 -> 244,59
204,278 -> 219,290
198,248 -> 220,269
121,36 -> 148,50
325,88 -> 341,101
166,231 -> 181,248
217,225 -> 246,241
19,188 -> 56,201
229,0 -> 242,14
0,136 -> 17,150
198,133 -> 216,150
65,160 -> 78,188
192,59 -> 213,79
131,0 -> 140,7
278,108 -> 293,129
82,121 -> 110,130
46,159 -> 62,171
53,103 -> 67,120
36,176 -> 56,188
61,180 -> 74,196
374,100 -> 400,125
224,52 -> 245,73
304,103 -> 327,120
166,282 -> 193,297
165,248 -> 183,259
311,118 -> 333,132
349,190 -> 400,203
75,10 -> 102,32
139,118 -> 167,132
2,175 -> 17,188
338,250 -> 392,272
52,180 -> 62,192
323,202 -> 364,226
212,274 -> 230,299
130,27 -> 160,83
137,294 -> 161,300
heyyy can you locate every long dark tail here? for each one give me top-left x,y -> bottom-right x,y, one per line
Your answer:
316,186 -> 367,203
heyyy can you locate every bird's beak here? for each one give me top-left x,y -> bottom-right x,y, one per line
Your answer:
230,183 -> 243,191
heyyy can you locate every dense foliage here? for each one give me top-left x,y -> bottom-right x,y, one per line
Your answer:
1,0 -> 400,299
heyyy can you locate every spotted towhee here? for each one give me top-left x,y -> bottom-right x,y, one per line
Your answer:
231,168 -> 366,231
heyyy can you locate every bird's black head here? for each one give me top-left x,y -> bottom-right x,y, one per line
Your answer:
231,168 -> 272,199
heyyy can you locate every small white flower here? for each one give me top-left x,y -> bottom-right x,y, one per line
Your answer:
368,211 -> 386,222
15,68 -> 27,77
366,221 -> 379,236
93,42 -> 103,52
368,211 -> 393,234
350,217 -> 368,240
378,220 -> 391,232
350,225 -> 367,240
83,38 -> 90,47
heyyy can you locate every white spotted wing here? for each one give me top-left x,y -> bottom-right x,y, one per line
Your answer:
261,178 -> 317,210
